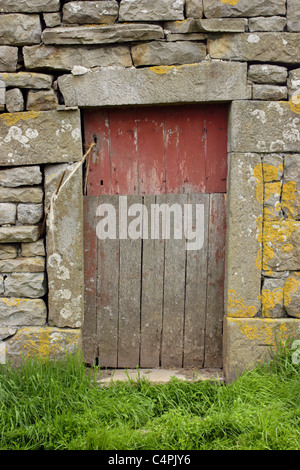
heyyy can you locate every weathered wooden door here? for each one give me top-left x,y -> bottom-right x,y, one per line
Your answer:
83,104 -> 227,369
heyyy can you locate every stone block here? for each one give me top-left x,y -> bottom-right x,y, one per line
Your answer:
0,327 -> 17,341
208,33 -> 300,64
131,41 -> 207,67
27,89 -> 58,111
0,110 -> 82,166
17,204 -> 43,225
0,72 -> 52,89
0,166 -> 42,188
186,0 -> 203,18
263,154 -> 284,181
229,101 -> 300,154
0,298 -> 46,326
4,327 -> 82,365
0,0 -> 59,13
225,153 -> 263,319
263,220 -> 300,273
0,79 -> 4,111
264,181 -> 282,220
203,0 -> 286,18
58,61 -> 249,108
42,24 -> 164,45
284,272 -> 300,318
0,203 -> 17,225
261,278 -> 285,318
248,64 -> 288,85
21,239 -> 45,257
166,33 -> 206,42
0,244 -> 18,260
43,12 -> 61,28
119,0 -> 184,21
5,89 -> 24,113
164,18 -> 199,34
45,163 -> 84,329
287,0 -> 300,32
287,68 -> 300,99
0,226 -> 40,243
0,187 -> 43,203
0,257 -> 45,273
63,1 -> 118,25
24,44 -> 132,71
0,46 -> 18,72
0,14 -> 41,46
252,85 -> 287,101
281,154 -> 300,220
165,17 -> 246,33
249,16 -> 286,32
224,318 -> 300,381
5,272 -> 46,298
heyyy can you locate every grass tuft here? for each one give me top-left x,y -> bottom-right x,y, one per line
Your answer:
0,346 -> 299,450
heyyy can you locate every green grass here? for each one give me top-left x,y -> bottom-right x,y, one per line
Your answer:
0,344 -> 299,450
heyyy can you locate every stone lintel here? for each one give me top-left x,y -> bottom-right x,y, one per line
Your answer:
58,61 -> 250,108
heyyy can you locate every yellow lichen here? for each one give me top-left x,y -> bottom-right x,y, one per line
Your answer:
232,318 -> 292,346
284,273 -> 300,310
259,287 -> 284,318
289,94 -> 300,115
221,0 -> 239,5
281,181 -> 299,218
0,111 -> 40,127
227,289 -> 257,318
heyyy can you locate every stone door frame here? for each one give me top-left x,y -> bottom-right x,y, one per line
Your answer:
2,62 -> 299,381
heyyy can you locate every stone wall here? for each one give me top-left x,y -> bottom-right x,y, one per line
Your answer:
0,0 -> 299,380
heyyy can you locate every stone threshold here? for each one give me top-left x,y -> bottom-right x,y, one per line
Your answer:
95,368 -> 224,386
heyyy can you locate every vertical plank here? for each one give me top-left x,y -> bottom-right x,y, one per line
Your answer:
137,108 -> 165,195
140,195 -> 164,368
204,193 -> 226,368
117,195 -> 142,368
82,196 -> 98,365
97,195 -> 120,368
177,105 -> 206,194
205,105 -> 228,194
161,193 -> 187,368
84,110 -> 111,196
109,108 -> 139,195
183,194 -> 209,367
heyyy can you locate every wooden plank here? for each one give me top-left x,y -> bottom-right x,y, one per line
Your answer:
83,109 -> 111,196
96,195 -> 120,368
177,106 -> 206,194
109,109 -> 139,195
83,104 -> 228,196
183,193 -> 209,367
204,193 -> 226,368
117,195 -> 142,368
82,196 -> 98,365
136,108 -> 165,195
140,195 -> 164,368
161,193 -> 187,368
205,105 -> 228,194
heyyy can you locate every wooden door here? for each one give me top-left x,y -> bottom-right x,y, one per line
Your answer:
83,104 -> 227,369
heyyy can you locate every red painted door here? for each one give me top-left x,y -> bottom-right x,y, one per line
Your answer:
83,104 -> 227,369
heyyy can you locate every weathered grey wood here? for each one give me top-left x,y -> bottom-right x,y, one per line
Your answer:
83,196 -> 98,365
204,194 -> 226,368
117,195 -> 142,368
161,194 -> 187,368
183,194 -> 209,367
140,195 -> 164,368
97,196 -> 120,368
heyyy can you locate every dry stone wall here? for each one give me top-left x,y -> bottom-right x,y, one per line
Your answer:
0,0 -> 299,380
